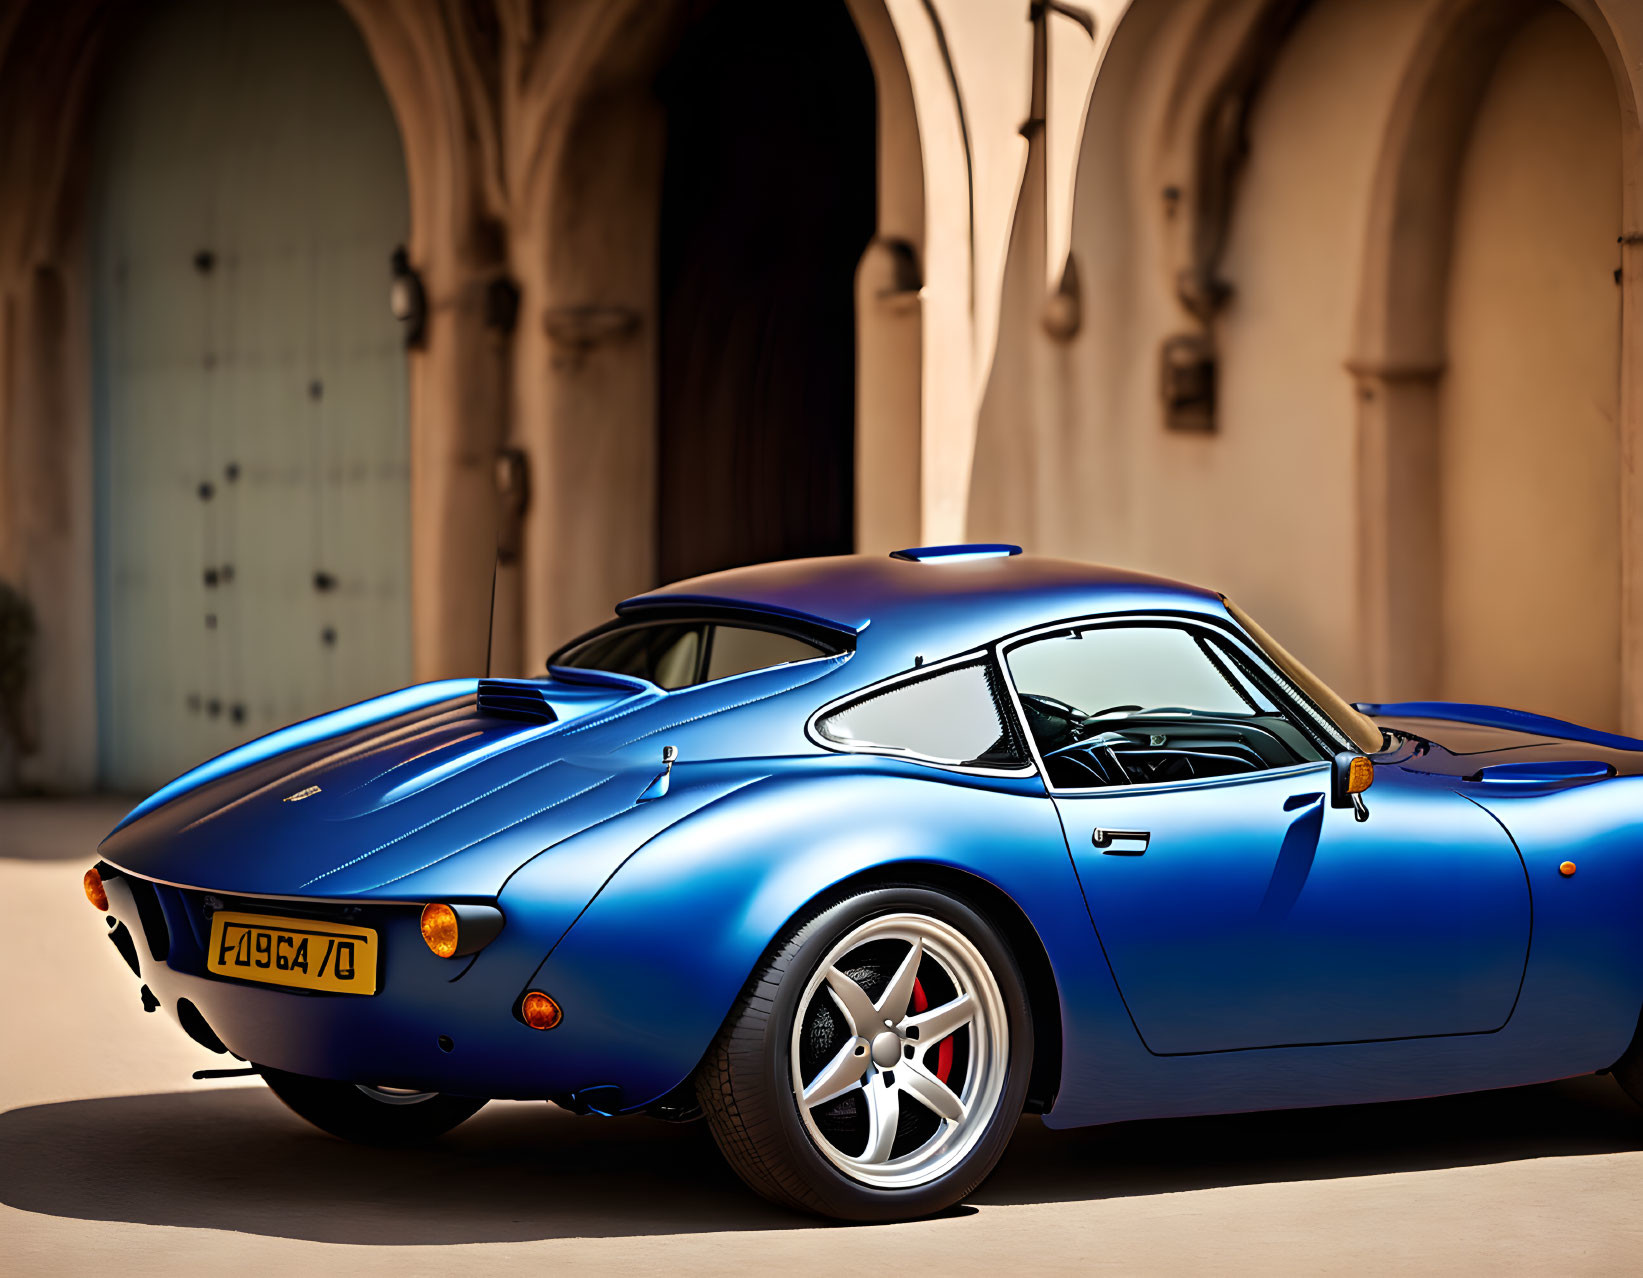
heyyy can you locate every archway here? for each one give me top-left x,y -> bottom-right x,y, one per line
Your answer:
520,0 -> 922,664
1353,0 -> 1631,728
654,0 -> 877,582
90,0 -> 412,789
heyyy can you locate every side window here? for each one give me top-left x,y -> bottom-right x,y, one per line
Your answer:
816,660 -> 1026,768
1005,624 -> 1327,790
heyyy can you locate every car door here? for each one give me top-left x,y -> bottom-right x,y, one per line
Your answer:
1002,617 -> 1532,1055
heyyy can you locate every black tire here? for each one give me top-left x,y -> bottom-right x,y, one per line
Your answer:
260,1066 -> 487,1146
695,884 -> 1034,1221
1612,1012 -> 1643,1108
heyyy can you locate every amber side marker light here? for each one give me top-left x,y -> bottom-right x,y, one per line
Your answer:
520,991 -> 562,1031
84,868 -> 108,912
1560,861 -> 1577,877
1332,752 -> 1375,821
420,903 -> 460,958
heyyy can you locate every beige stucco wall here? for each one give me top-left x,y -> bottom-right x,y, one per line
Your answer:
969,0 -> 1435,693
6,0 -> 1643,788
870,0 -> 1116,548
968,0 -> 1643,725
1207,0 -> 1428,688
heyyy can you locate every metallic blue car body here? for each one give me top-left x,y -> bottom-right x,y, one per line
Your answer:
95,553 -> 1643,1128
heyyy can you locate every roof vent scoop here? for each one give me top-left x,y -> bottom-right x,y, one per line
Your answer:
890,543 -> 1022,564
476,679 -> 559,724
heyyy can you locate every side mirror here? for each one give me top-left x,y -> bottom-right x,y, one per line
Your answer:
1332,752 -> 1373,822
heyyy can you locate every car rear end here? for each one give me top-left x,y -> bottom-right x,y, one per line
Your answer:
84,863 -> 578,1097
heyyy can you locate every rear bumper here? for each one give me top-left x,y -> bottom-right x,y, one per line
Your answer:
96,869 -> 652,1103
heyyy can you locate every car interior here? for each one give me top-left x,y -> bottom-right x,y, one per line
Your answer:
1006,623 -> 1331,789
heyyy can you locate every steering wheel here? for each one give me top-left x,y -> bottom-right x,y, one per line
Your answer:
1018,692 -> 1087,721
1018,691 -> 1100,754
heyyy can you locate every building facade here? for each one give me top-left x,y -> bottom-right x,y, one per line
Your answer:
1,0 -> 1640,791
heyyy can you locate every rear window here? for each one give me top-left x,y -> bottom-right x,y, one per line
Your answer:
552,620 -> 830,689
705,625 -> 826,681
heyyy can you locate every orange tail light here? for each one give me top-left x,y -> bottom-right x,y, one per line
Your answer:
420,903 -> 460,958
520,991 -> 562,1031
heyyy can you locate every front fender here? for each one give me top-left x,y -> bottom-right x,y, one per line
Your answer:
528,760 -> 1129,1111
1461,773 -> 1643,1061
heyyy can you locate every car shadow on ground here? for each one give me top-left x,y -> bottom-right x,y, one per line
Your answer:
3,1074 -> 1641,1243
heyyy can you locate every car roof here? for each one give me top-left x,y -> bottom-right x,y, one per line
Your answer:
619,551 -> 1230,670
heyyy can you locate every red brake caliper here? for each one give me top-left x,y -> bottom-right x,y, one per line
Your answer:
910,978 -> 954,1083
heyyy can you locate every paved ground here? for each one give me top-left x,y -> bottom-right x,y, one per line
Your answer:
5,797 -> 1643,1275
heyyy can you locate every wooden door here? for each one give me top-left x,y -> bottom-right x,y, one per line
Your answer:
91,0 -> 411,790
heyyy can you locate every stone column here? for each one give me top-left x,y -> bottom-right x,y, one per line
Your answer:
1349,363 -> 1444,705
0,2 -> 105,790
342,0 -> 517,683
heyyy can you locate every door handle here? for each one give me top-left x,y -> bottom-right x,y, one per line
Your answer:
1092,828 -> 1150,854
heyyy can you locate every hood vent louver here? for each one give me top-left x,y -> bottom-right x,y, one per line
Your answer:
1465,759 -> 1614,786
476,679 -> 559,724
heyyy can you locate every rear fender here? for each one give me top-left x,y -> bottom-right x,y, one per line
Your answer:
526,765 -> 1130,1111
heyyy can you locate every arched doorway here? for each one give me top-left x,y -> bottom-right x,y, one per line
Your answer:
654,0 -> 877,582
1352,0 -> 1628,727
1437,4 -> 1621,727
90,0 -> 411,790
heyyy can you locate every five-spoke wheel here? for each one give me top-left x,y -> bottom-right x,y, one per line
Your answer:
698,885 -> 1032,1220
791,913 -> 1008,1187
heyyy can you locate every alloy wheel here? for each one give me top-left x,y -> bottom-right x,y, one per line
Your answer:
788,911 -> 1009,1189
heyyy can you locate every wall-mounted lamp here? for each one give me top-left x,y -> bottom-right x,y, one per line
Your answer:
494,447 -> 530,565
389,246 -> 427,349
1160,333 -> 1216,431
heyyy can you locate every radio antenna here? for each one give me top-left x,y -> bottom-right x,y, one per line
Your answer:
485,446 -> 529,680
484,546 -> 500,679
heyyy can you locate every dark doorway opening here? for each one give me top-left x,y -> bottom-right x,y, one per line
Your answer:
656,0 -> 876,584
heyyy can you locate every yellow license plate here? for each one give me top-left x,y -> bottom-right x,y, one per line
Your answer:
207,910 -> 378,995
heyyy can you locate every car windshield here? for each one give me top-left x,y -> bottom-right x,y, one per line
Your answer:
552,619 -> 831,690
1221,597 -> 1383,754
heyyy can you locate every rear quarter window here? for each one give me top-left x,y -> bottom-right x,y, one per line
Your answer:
814,660 -> 1026,769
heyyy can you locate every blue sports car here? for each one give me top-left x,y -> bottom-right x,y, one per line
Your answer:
86,546 -> 1643,1220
